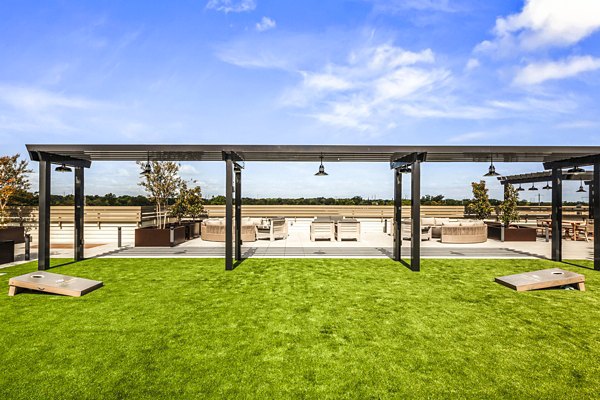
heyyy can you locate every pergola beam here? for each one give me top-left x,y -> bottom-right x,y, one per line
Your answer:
544,154 -> 600,170
499,171 -> 592,185
390,152 -> 427,169
31,151 -> 92,168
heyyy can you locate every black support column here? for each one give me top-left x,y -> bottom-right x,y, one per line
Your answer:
393,168 -> 402,261
551,168 -> 562,262
234,166 -> 242,261
74,167 -> 85,261
411,160 -> 421,272
225,155 -> 234,270
594,164 -> 600,270
38,161 -> 51,271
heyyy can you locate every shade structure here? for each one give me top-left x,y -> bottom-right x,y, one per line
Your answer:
25,143 -> 600,273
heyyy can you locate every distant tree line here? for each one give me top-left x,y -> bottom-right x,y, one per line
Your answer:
7,191 -> 582,207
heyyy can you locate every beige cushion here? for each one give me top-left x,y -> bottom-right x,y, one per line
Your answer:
250,218 -> 263,225
435,218 -> 450,225
204,219 -> 222,226
444,222 -> 461,227
421,217 -> 436,226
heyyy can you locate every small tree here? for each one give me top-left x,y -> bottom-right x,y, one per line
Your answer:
466,180 -> 494,220
498,184 -> 520,227
138,161 -> 184,229
0,154 -> 32,227
170,181 -> 205,223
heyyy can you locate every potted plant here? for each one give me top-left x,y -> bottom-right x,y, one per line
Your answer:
488,184 -> 536,241
170,181 -> 205,239
466,181 -> 494,220
135,161 -> 186,247
0,154 -> 31,244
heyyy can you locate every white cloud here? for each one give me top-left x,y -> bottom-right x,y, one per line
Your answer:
256,16 -> 276,32
446,131 -> 490,143
279,44 -> 450,131
465,58 -> 480,70
367,0 -> 456,13
206,0 -> 256,13
0,84 -> 100,111
477,0 -> 600,53
514,55 -> 600,85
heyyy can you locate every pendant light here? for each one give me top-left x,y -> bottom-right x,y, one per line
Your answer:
140,153 -> 152,176
483,154 -> 500,177
55,164 -> 72,173
543,181 -> 552,190
567,166 -> 585,173
577,180 -> 586,193
314,154 -> 328,176
516,184 -> 525,192
528,183 -> 538,191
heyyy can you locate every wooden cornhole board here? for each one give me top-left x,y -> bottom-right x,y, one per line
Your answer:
8,271 -> 103,297
495,268 -> 585,292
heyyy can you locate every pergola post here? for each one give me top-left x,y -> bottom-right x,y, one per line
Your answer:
234,166 -> 242,262
551,167 -> 562,262
411,160 -> 421,272
594,164 -> 600,270
225,155 -> 234,270
38,161 -> 51,271
74,166 -> 85,261
393,168 -> 402,261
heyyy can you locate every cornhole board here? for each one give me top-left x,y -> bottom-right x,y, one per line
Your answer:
495,268 -> 585,292
8,271 -> 103,297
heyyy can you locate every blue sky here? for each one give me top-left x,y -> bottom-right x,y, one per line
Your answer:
1,0 -> 599,201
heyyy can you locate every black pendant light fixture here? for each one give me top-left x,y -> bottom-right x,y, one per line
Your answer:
516,184 -> 525,192
55,164 -> 72,173
140,152 -> 152,176
543,181 -> 552,190
483,154 -> 500,177
528,183 -> 538,191
577,180 -> 586,193
567,166 -> 585,173
315,153 -> 328,176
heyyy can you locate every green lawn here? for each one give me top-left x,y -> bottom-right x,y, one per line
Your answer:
1,258 -> 599,399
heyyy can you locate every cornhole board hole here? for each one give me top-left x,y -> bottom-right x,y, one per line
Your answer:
495,268 -> 585,292
8,271 -> 103,297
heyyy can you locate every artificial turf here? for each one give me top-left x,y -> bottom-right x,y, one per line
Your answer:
0,258 -> 599,399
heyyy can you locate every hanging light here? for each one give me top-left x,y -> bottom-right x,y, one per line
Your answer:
55,164 -> 72,173
577,180 -> 586,193
314,154 -> 328,176
516,184 -> 525,192
140,153 -> 152,176
483,154 -> 500,177
567,166 -> 585,173
528,183 -> 538,191
543,181 -> 552,190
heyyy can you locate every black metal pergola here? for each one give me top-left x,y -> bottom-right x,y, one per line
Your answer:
25,144 -> 600,272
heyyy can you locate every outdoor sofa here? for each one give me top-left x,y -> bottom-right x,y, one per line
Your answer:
201,218 -> 258,242
256,218 -> 288,241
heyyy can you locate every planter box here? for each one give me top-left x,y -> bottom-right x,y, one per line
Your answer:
0,226 -> 25,244
135,226 -> 186,247
486,222 -> 537,241
0,240 -> 15,265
